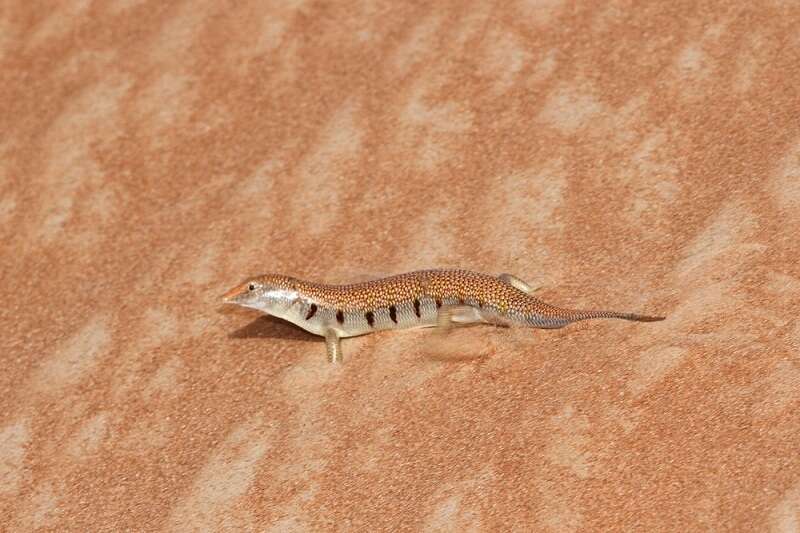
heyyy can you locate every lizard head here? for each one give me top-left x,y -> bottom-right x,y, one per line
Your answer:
222,274 -> 299,313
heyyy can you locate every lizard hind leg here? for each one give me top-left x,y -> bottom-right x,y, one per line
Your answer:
436,305 -> 485,331
324,329 -> 343,363
498,273 -> 540,294
429,305 -> 491,361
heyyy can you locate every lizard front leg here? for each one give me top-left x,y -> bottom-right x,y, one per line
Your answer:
324,329 -> 343,363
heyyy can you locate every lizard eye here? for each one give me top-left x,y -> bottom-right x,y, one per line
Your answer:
248,283 -> 256,291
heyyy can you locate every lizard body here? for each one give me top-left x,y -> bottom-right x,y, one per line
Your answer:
222,269 -> 664,362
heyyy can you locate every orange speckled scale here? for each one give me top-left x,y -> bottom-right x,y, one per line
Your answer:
223,269 -> 664,363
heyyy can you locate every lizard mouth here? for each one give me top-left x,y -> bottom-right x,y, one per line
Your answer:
221,283 -> 249,304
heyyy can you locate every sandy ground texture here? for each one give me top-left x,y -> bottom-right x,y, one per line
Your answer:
2,1 -> 800,531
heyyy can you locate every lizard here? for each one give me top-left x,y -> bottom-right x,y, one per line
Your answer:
222,269 -> 664,363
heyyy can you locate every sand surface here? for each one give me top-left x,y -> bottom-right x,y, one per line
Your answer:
1,1 -> 799,531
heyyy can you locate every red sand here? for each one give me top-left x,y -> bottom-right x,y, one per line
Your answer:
1,1 -> 799,530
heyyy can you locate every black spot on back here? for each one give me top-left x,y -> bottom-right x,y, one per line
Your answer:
305,304 -> 317,320
365,311 -> 375,327
336,309 -> 344,324
389,305 -> 397,323
435,299 -> 442,309
413,299 -> 421,318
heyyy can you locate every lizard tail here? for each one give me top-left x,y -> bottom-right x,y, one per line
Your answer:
564,309 -> 665,323
516,296 -> 664,328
